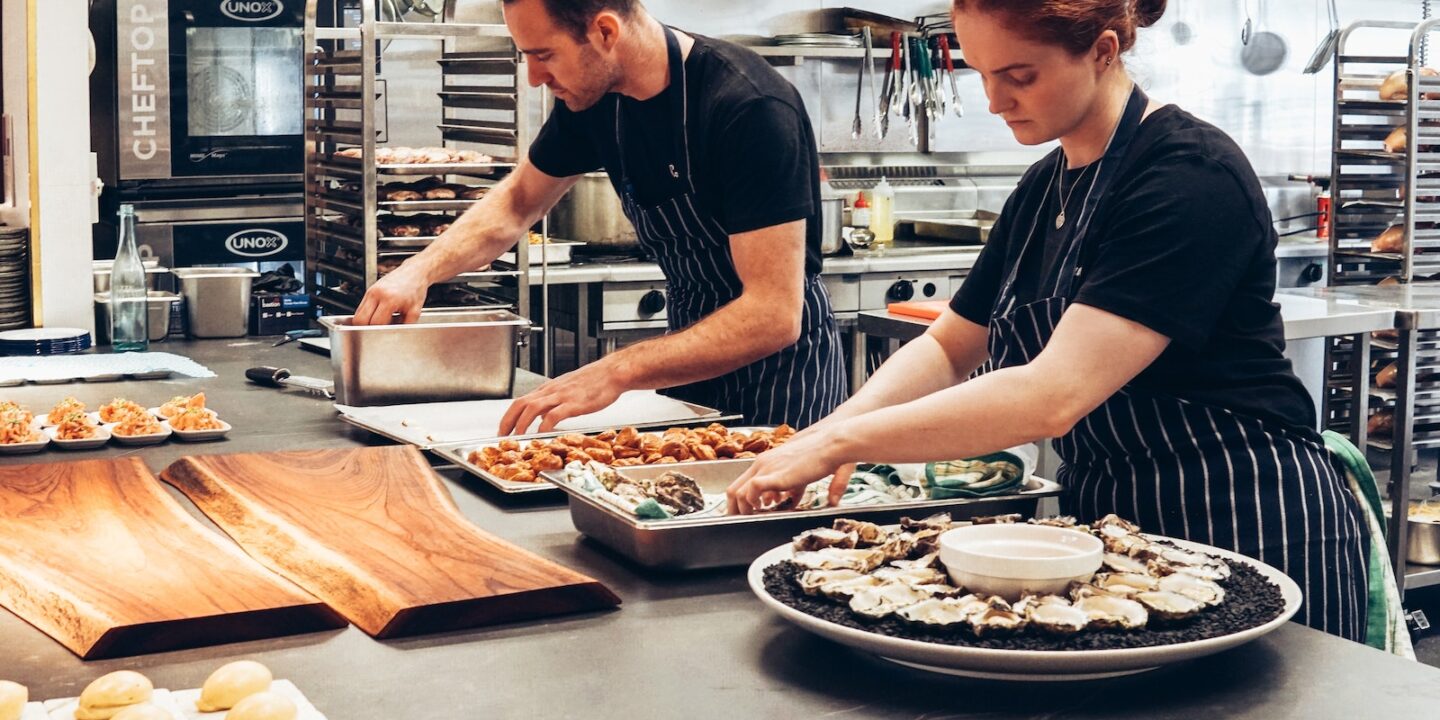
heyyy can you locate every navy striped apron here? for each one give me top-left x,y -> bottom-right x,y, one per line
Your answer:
611,27 -> 846,428
987,85 -> 1369,641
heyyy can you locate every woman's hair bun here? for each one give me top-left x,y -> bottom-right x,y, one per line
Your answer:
1134,0 -> 1168,29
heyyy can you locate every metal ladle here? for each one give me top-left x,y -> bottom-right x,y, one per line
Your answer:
1240,0 -> 1288,76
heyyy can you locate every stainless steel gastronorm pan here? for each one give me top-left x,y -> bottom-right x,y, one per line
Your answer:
543,459 -> 1063,571
320,309 -> 531,406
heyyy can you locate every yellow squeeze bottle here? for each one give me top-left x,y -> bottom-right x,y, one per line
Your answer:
869,176 -> 895,250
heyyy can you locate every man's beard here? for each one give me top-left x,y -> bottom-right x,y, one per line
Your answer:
559,45 -> 622,111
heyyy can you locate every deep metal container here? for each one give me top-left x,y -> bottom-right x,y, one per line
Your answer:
320,309 -> 532,406
820,196 -> 844,255
548,172 -> 638,246
171,267 -> 259,338
1408,517 -> 1440,566
92,260 -> 168,293
93,292 -> 179,343
543,459 -> 1062,571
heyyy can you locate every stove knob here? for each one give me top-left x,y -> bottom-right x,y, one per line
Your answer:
922,282 -> 938,298
1301,263 -> 1324,284
887,280 -> 914,302
639,289 -> 667,315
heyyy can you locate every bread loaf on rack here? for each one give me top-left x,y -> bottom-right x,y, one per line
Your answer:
1380,67 -> 1440,100
1372,225 -> 1406,253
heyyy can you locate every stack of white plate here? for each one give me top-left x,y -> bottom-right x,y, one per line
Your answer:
0,328 -> 92,356
0,226 -> 30,330
773,33 -> 862,48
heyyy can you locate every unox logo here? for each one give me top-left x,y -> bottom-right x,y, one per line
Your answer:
220,0 -> 283,22
225,229 -> 289,257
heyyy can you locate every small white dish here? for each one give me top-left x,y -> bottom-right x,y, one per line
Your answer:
44,424 -> 111,450
164,418 -> 231,442
0,424 -> 49,454
938,523 -> 1103,601
111,423 -> 172,446
149,405 -> 182,421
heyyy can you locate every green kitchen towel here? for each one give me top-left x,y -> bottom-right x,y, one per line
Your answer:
923,452 -> 1026,499
1324,430 -> 1415,659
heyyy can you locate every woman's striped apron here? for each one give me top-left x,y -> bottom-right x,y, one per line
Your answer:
611,27 -> 846,428
987,85 -> 1369,640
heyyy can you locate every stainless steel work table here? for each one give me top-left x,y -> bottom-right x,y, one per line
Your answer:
3,339 -> 1438,718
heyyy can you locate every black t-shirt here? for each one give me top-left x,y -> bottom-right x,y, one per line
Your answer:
528,32 -> 823,275
951,105 -> 1317,436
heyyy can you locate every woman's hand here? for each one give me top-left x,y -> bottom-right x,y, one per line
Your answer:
725,426 -> 855,515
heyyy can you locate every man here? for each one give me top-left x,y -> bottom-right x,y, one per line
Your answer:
353,0 -> 845,434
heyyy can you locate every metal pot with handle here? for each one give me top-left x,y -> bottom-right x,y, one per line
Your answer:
549,173 -> 639,247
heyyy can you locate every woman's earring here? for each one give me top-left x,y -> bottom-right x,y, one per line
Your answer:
1106,57 -> 1114,66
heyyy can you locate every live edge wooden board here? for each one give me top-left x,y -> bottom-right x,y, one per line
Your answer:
161,446 -> 621,637
0,458 -> 342,659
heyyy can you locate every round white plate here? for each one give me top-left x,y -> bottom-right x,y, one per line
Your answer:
43,424 -> 111,450
0,327 -> 88,342
747,535 -> 1302,681
164,418 -> 231,442
111,424 -> 171,446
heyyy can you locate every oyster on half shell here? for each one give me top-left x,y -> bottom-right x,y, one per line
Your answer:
792,546 -> 887,573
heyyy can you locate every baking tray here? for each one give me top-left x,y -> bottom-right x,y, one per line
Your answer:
338,390 -> 732,449
541,459 -> 1063,570
431,424 -> 769,495
906,210 -> 998,243
498,241 -> 583,265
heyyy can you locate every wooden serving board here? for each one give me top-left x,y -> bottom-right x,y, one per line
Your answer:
161,447 -> 621,637
0,458 -> 342,659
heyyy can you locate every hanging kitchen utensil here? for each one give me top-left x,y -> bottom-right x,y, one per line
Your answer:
1240,0 -> 1288,76
1171,0 -> 1194,45
940,34 -> 963,118
879,31 -> 901,139
851,35 -> 866,139
1303,0 -> 1340,74
864,27 -> 880,140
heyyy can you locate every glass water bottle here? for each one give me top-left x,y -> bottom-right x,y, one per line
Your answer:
110,204 -> 149,352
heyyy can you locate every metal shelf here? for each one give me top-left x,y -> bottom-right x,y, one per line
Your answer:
1407,566 -> 1440,589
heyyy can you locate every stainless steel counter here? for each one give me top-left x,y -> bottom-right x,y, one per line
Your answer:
522,249 -> 983,284
3,339 -> 1439,718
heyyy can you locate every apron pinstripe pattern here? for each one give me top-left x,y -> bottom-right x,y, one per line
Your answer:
612,27 -> 846,428
985,86 -> 1368,641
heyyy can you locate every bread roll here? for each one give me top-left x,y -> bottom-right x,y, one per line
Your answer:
109,705 -> 171,720
1379,67 -> 1440,100
0,680 -> 26,720
423,186 -> 457,200
197,661 -> 273,713
224,691 -> 296,720
1372,225 -> 1406,253
1374,328 -> 1400,341
384,189 -> 423,202
76,671 -> 152,719
1376,362 -> 1399,389
1385,126 -> 1408,153
1368,409 -> 1395,437
334,148 -> 362,159
460,185 -> 489,200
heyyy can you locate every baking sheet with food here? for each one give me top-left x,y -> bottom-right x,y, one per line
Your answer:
538,453 -> 1061,570
430,423 -> 789,494
335,390 -> 728,448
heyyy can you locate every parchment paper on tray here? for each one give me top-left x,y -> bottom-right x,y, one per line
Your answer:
335,390 -> 724,447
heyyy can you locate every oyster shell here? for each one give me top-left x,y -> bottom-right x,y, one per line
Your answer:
1103,552 -> 1151,575
1135,589 -> 1205,621
848,583 -> 933,619
1093,572 -> 1159,597
815,574 -> 885,600
1095,514 -> 1143,536
871,566 -> 948,587
896,597 -> 972,626
1075,594 -> 1149,630
888,551 -> 941,570
1017,595 -> 1091,635
1155,545 -> 1216,569
1175,562 -> 1232,582
651,471 -> 705,514
900,512 -> 953,532
792,547 -> 887,573
1103,532 -> 1152,557
964,595 -> 1029,636
908,527 -> 946,557
1158,573 -> 1226,607
832,518 -> 889,546
792,527 -> 859,552
1028,516 -> 1089,533
874,532 -> 917,561
796,569 -> 864,596
972,513 -> 1023,525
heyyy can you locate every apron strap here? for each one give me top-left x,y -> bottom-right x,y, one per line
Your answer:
613,26 -> 696,196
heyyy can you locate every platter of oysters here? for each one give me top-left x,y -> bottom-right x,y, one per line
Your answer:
749,513 -> 1300,680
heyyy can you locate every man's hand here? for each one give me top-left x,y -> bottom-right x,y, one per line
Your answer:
498,361 -> 627,435
352,266 -> 428,326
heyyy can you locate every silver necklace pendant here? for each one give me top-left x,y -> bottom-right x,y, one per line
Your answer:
1055,211 -> 1066,229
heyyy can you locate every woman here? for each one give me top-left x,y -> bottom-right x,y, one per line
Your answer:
726,0 -> 1369,641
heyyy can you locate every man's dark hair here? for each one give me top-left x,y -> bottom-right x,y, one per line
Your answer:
501,0 -> 642,40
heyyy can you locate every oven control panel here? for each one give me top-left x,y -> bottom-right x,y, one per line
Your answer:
859,274 -> 951,311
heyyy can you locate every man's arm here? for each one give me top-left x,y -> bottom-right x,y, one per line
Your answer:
351,160 -> 579,326
498,218 -> 808,434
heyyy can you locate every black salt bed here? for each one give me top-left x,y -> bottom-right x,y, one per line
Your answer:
762,560 -> 1287,651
